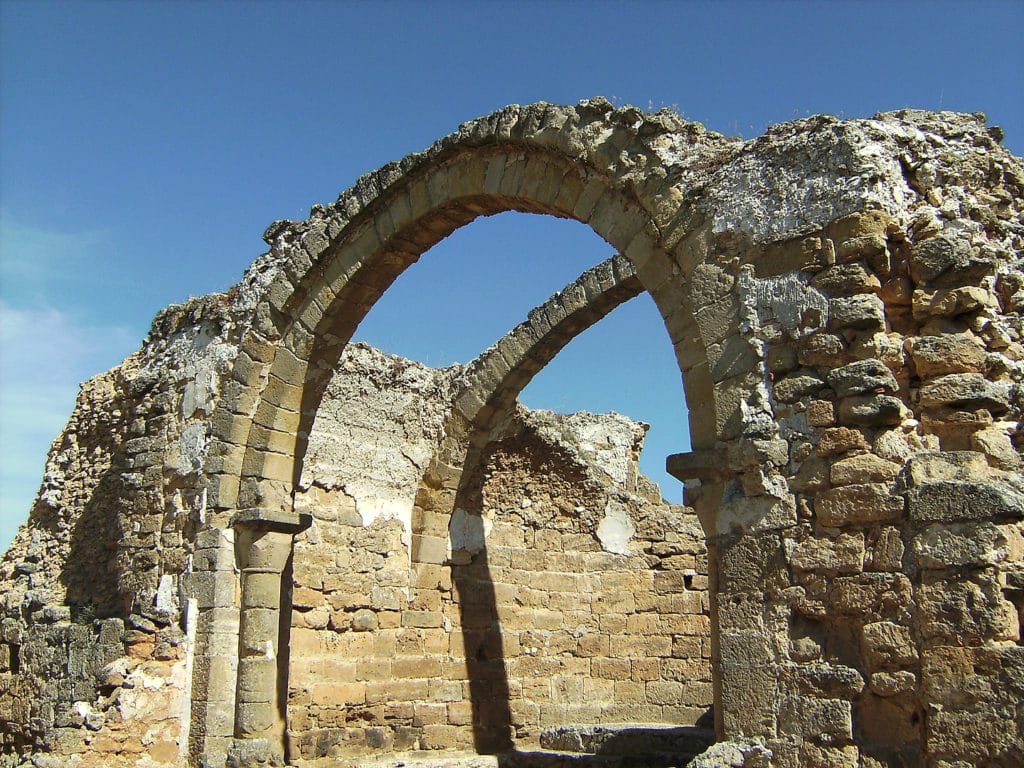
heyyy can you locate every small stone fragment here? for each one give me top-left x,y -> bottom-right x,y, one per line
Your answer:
869,671 -> 916,697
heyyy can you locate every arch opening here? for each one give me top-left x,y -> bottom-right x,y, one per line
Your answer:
200,108 -> 724,768
281,242 -> 713,762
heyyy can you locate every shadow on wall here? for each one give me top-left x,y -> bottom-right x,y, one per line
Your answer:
61,462 -> 131,618
449,426 -> 716,765
450,458 -> 514,754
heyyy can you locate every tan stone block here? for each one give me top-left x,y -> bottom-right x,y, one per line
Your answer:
402,610 -> 443,628
311,681 -> 366,707
816,483 -> 905,527
646,680 -> 683,706
355,659 -> 391,681
790,533 -> 865,574
413,703 -> 448,726
831,453 -> 902,485
291,586 -> 323,609
861,621 -> 918,669
672,635 -> 702,659
447,700 -> 473,726
575,632 -> 610,658
592,658 -> 631,680
631,658 -> 661,681
816,426 -> 869,457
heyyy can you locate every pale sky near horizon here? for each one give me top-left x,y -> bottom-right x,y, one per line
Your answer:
1,0 -> 1022,550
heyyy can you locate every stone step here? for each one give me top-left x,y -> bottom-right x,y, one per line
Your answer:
538,724 -> 716,759
508,747 -> 709,768
325,750 -> 706,768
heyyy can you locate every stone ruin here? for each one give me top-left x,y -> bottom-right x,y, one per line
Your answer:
1,99 -> 1022,768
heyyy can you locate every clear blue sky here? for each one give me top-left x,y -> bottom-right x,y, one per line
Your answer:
1,0 -> 1022,549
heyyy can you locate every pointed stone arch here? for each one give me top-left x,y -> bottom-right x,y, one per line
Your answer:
192,99 -> 747,765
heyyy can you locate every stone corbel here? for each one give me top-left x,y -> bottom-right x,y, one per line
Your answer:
227,509 -> 311,768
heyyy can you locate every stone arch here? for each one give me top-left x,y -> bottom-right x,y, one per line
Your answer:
398,252 -> 711,754
435,252 -> 645,470
194,99 -> 744,766
204,99 -> 733,521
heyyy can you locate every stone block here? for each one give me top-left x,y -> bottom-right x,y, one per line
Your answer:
861,621 -> 917,669
910,333 -> 987,377
869,670 -> 916,697
908,480 -> 1024,523
719,662 -> 777,739
918,373 -> 1010,413
789,533 -> 865,574
829,294 -> 885,331
904,451 -> 991,486
779,695 -> 853,740
913,523 -> 1005,569
816,483 -> 905,527
837,394 -> 904,427
925,706 -> 1016,760
916,571 -> 1018,644
831,454 -> 901,486
806,399 -> 836,427
774,371 -> 826,404
816,427 -> 869,457
235,701 -> 274,737
786,662 -> 865,698
798,743 -> 860,768
910,234 -> 994,286
826,359 -> 898,398
828,573 -> 912,618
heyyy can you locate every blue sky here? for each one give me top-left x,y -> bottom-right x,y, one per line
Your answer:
1,0 -> 1022,549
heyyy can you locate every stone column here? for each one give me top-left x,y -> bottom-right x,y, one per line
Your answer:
227,509 -> 310,768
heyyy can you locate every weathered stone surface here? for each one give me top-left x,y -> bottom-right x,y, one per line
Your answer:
861,621 -> 917,669
779,695 -> 853,740
785,662 -> 865,698
790,533 -> 865,574
908,480 -> 1024,523
837,394 -> 905,426
812,263 -> 882,295
829,294 -> 885,330
916,570 -> 1019,644
869,670 -> 916,697
774,371 -> 827,403
830,453 -> 902,486
918,373 -> 1011,413
910,334 -> 987,377
904,450 -> 992,486
816,484 -> 905,527
816,427 -> 869,457
913,523 -> 1006,569
909,235 -> 995,287
827,359 -> 899,398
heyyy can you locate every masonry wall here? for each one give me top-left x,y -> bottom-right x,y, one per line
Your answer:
283,348 -> 712,762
